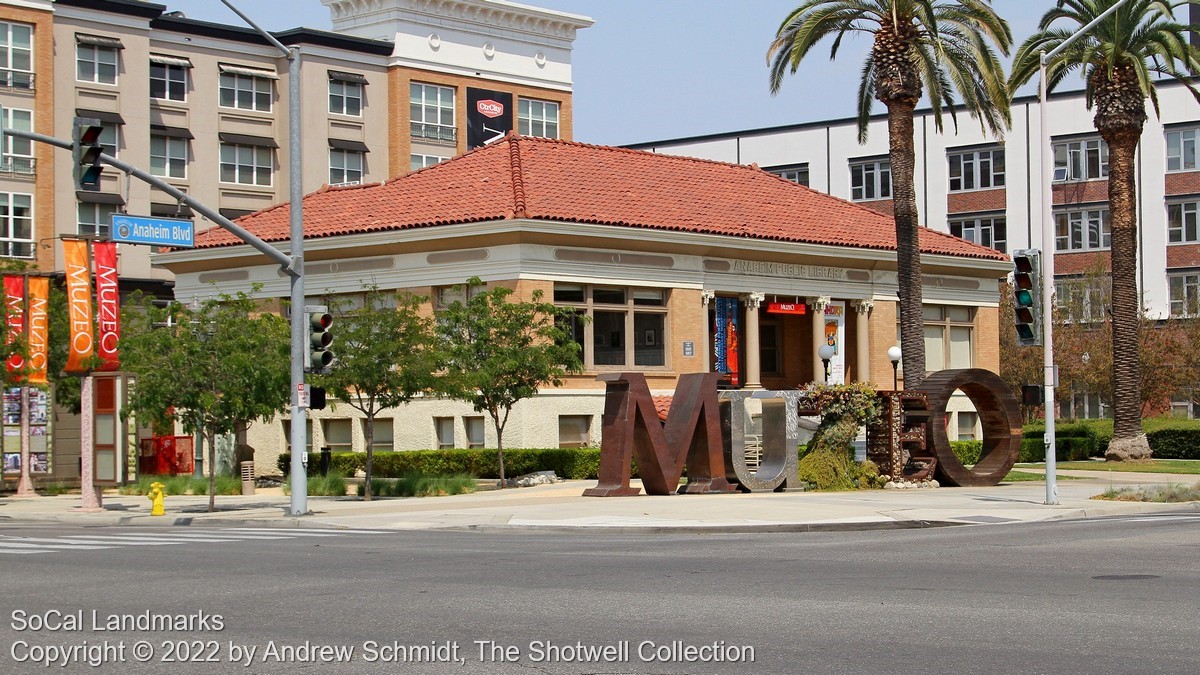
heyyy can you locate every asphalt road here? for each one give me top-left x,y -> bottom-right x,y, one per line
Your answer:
1,516 -> 1198,674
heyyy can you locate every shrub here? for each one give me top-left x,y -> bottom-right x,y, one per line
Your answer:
355,473 -> 477,498
283,472 -> 348,497
950,440 -> 983,466
1019,436 -> 1092,463
280,448 -> 603,480
119,474 -> 241,496
1147,427 -> 1200,459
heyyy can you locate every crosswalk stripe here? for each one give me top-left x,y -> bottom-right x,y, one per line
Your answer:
0,527 -> 390,556
0,538 -> 115,549
59,535 -> 248,544
207,527 -> 389,535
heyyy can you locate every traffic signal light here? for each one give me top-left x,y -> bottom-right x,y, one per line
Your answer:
1011,249 -> 1042,347
310,386 -> 327,411
1021,384 -> 1044,407
306,311 -> 333,373
72,117 -> 105,190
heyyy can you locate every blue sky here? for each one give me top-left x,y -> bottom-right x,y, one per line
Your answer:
166,1 -> 1054,145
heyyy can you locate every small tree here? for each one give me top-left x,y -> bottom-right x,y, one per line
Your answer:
120,291 -> 289,511
434,278 -> 582,486
314,288 -> 436,501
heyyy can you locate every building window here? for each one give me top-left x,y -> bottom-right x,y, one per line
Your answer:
0,193 -> 33,258
1055,276 -> 1110,323
329,79 -> 362,116
558,415 -> 591,448
410,82 -> 456,142
1,108 -> 33,174
518,98 -> 559,139
1071,390 -> 1109,419
220,143 -> 273,186
150,135 -> 187,179
98,123 -> 119,159
329,149 -> 363,185
553,284 -> 668,369
284,418 -> 314,453
0,21 -> 33,89
915,305 -> 973,373
1054,207 -> 1110,252
219,71 -> 273,112
434,417 -> 455,449
370,420 -> 392,452
956,411 -> 979,441
464,416 -> 485,449
323,419 -> 354,453
150,59 -> 188,101
77,43 -> 118,85
1168,201 -> 1200,243
948,147 -> 1005,191
950,215 -> 1007,253
768,164 -> 810,186
411,154 -> 449,171
1166,127 -> 1199,172
1053,138 -> 1108,181
850,159 -> 890,201
760,322 -> 782,374
1169,271 -> 1200,317
1171,390 -> 1200,419
77,202 -> 116,238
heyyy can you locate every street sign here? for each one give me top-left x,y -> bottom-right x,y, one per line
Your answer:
110,214 -> 194,248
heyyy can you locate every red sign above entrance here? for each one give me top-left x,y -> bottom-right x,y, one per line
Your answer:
766,302 -> 806,315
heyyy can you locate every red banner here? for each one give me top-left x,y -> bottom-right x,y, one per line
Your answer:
27,276 -> 48,385
94,241 -> 120,371
3,275 -> 24,376
64,239 -> 94,373
766,301 -> 807,315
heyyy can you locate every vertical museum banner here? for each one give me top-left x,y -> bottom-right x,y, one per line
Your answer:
466,88 -> 514,149
63,239 -> 95,373
713,297 -> 741,387
823,301 -> 846,384
3,275 -> 25,375
94,241 -> 120,371
26,277 -> 48,385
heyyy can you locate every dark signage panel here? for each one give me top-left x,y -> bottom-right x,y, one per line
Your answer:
466,88 -> 514,149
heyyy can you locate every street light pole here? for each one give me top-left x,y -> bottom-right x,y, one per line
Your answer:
887,344 -> 902,390
221,1 -> 307,516
1038,0 -> 1130,506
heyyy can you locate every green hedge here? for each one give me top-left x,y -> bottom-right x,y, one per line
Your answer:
950,440 -> 982,465
1145,428 -> 1200,459
280,448 -> 602,480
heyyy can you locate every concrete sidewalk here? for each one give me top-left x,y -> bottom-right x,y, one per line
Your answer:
1,469 -> 1197,532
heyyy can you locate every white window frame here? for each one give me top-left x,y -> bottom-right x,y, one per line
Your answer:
464,416 -> 486,449
553,284 -> 669,370
323,419 -> 354,453
948,147 -> 1005,191
850,159 -> 891,201
1055,276 -> 1110,323
410,154 -> 449,171
1168,201 -> 1200,243
1054,207 -> 1111,252
1171,389 -> 1200,419
1071,390 -> 1110,420
98,123 -> 119,159
2,108 -> 33,174
950,214 -> 1007,253
219,72 -> 273,112
329,79 -> 362,116
518,98 -> 559,139
410,82 -> 456,143
329,149 -> 363,185
76,43 -> 118,85
1169,271 -> 1200,317
150,62 -> 187,101
1166,127 -> 1200,172
558,415 -> 591,449
219,143 -> 273,187
768,164 -> 809,186
434,417 -> 455,450
906,305 -> 974,373
0,21 -> 33,89
1053,138 -> 1108,181
150,135 -> 188,179
0,192 -> 33,259
77,202 -> 116,238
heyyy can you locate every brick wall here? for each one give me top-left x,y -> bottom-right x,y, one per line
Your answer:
869,300 -> 898,386
975,305 -> 999,373
1167,246 -> 1200,268
857,199 -> 894,217
947,188 -> 1006,214
1165,171 -> 1200,196
1056,251 -> 1110,275
1053,180 -> 1108,205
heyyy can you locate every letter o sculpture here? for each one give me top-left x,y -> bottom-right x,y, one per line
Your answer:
915,368 -> 1022,487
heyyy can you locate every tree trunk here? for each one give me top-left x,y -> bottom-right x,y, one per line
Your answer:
887,102 -> 926,389
364,412 -> 374,501
1104,130 -> 1152,461
494,416 -> 506,489
207,428 -> 216,513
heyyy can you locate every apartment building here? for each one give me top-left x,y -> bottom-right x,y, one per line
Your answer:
0,0 -> 592,293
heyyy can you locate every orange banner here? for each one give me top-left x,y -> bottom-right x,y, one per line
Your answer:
64,239 -> 94,373
94,241 -> 120,371
3,275 -> 24,376
27,276 -> 48,385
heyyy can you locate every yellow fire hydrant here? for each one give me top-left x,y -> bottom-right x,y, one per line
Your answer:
148,481 -> 165,516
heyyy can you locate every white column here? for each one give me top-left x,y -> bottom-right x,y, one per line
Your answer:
78,375 -> 102,511
809,296 -> 831,383
15,385 -> 34,496
854,299 -> 873,384
744,292 -> 764,389
701,290 -> 715,373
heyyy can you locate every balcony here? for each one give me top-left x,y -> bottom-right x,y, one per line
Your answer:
0,156 -> 35,176
0,69 -> 34,91
410,122 -> 457,144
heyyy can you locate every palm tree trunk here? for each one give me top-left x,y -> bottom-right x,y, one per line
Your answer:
887,102 -> 926,389
1104,131 -> 1151,460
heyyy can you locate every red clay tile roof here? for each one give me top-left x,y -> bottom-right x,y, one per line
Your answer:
191,135 -> 1007,261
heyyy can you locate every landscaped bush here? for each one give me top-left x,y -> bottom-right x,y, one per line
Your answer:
283,472 -> 348,497
950,440 -> 983,466
1146,427 -> 1200,459
1019,436 -> 1092,463
1019,417 -> 1200,460
356,473 -> 477,498
118,474 -> 241,496
279,448 -> 603,480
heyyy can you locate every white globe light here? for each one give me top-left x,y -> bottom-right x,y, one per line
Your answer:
818,344 -> 835,361
887,345 -> 902,363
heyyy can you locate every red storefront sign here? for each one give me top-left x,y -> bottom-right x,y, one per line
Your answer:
766,302 -> 806,315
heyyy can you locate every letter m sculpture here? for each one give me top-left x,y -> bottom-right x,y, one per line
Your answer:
583,372 -> 736,496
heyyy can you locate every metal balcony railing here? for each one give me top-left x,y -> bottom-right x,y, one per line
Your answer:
0,157 -> 35,175
410,122 -> 457,143
0,69 -> 34,90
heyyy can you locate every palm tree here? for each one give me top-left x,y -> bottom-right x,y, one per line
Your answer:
768,0 -> 1012,389
1010,0 -> 1200,461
